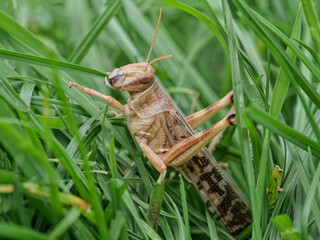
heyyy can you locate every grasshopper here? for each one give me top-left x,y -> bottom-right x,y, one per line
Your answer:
267,165 -> 283,208
69,9 -> 252,236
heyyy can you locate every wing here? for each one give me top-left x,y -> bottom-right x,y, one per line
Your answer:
165,111 -> 252,236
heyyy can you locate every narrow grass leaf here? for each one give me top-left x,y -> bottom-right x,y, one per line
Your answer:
19,83 -> 35,107
159,217 -> 175,240
300,0 -> 320,58
233,0 -> 320,109
166,193 -> 186,240
81,135 -> 109,239
301,156 -> 320,238
223,0 -> 259,238
49,207 -> 81,239
252,10 -> 320,83
69,0 -> 122,64
7,76 -> 54,86
122,190 -> 149,239
148,180 -> 165,230
255,8 -> 302,232
31,96 -> 88,116
293,38 -> 320,65
242,114 -> 262,170
138,220 -> 162,240
0,223 -> 50,240
0,49 -> 106,76
110,212 -> 126,240
0,170 -> 17,183
109,132 -> 118,179
269,7 -> 301,117
179,175 -> 190,240
245,107 -> 320,158
162,0 -> 228,53
205,210 -> 218,240
0,10 -> 52,57
272,215 -> 302,240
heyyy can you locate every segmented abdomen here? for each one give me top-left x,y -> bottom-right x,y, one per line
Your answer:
179,151 -> 252,236
168,112 -> 252,236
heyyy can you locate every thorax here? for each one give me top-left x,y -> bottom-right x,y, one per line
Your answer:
125,81 -> 181,156
126,109 -> 172,156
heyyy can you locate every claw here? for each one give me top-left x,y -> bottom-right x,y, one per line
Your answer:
109,110 -> 125,117
69,82 -> 79,88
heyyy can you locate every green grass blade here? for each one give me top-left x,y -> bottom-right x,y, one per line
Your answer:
49,208 -> 81,239
205,210 -> 218,239
0,79 -> 90,198
223,0 -> 259,238
293,38 -> 320,65
148,180 -> 165,230
19,82 -> 35,107
244,107 -> 320,158
301,0 -> 320,58
0,9 -> 52,57
251,10 -> 320,83
122,190 -> 149,239
268,7 -> 301,118
179,175 -> 190,240
301,153 -> 320,239
0,223 -> 51,240
272,215 -> 302,240
68,0 -> 121,64
110,212 -> 126,240
109,132 -> 118,179
233,0 -> 320,109
255,8 -> 302,233
0,49 -> 106,76
162,0 -> 228,53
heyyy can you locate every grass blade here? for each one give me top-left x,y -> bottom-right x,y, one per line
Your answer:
223,0 -> 258,238
272,215 -> 302,240
68,0 -> 122,64
0,49 -> 106,76
301,151 -> 320,239
244,107 -> 320,158
233,0 -> 320,109
301,0 -> 320,58
162,0 -> 228,53
179,175 -> 190,240
48,208 -> 81,239
0,223 -> 50,240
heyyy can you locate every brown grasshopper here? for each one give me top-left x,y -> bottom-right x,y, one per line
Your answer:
69,10 -> 252,236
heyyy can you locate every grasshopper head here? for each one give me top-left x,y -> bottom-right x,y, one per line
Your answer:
105,63 -> 156,92
105,9 -> 171,93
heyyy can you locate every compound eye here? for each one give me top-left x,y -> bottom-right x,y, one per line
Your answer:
104,75 -> 115,89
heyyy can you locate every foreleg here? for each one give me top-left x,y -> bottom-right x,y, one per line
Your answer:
69,82 -> 125,113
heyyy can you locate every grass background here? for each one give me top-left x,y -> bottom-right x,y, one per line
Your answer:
0,0 -> 320,239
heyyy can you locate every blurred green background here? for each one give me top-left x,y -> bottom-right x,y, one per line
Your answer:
0,0 -> 320,239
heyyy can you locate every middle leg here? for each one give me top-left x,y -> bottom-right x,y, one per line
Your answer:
186,91 -> 233,130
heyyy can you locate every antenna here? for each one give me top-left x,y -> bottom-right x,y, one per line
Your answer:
146,8 -> 162,63
148,54 -> 172,65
